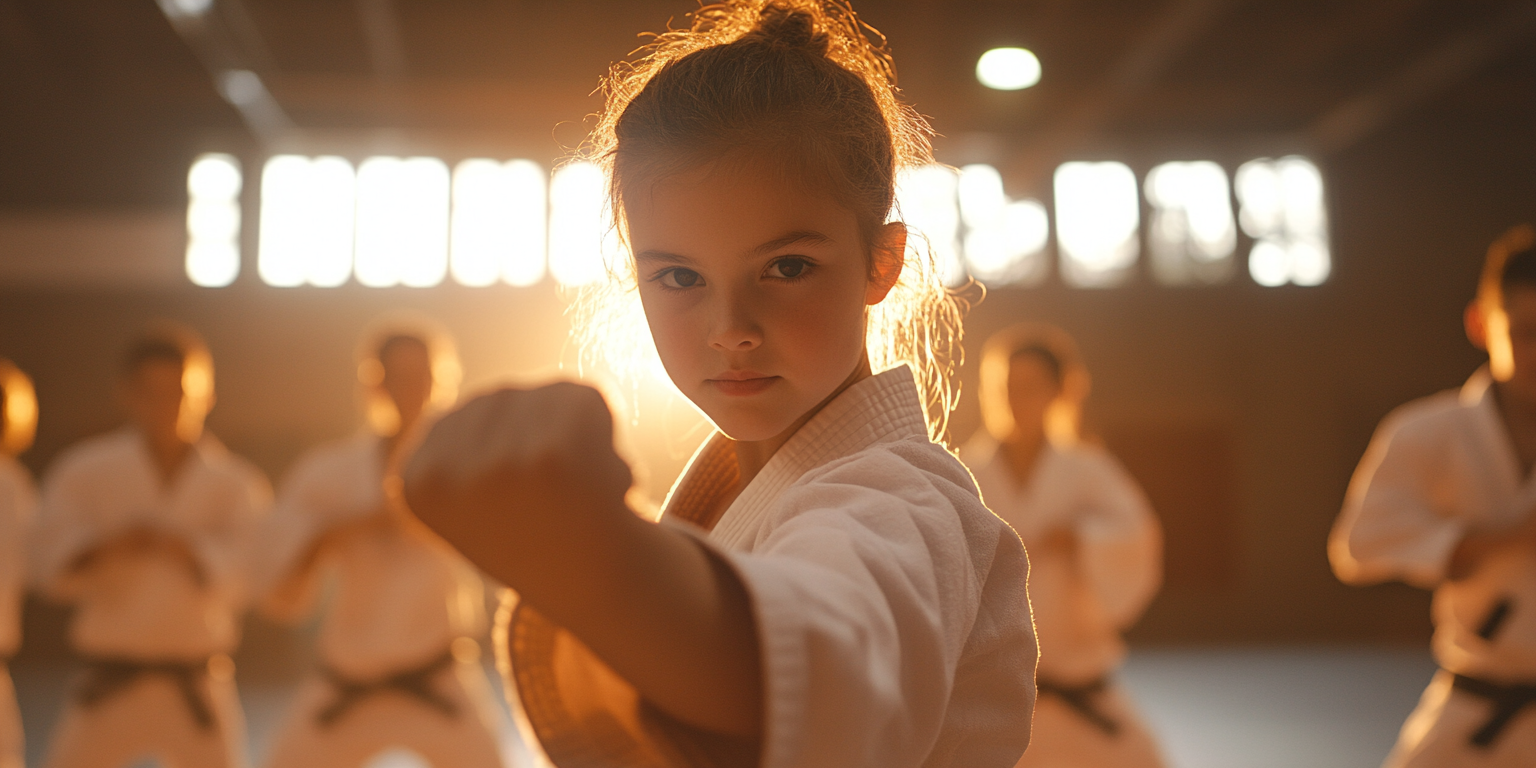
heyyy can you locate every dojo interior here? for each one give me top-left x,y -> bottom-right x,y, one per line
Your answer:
1,0 -> 1533,766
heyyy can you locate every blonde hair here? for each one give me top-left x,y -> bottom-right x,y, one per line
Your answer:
356,312 -> 463,436
0,359 -> 36,456
568,0 -> 964,441
978,323 -> 1090,445
1476,224 -> 1536,382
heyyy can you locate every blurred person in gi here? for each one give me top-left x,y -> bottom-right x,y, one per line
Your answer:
1332,224 -> 1536,767
257,319 -> 505,768
0,360 -> 38,768
962,324 -> 1166,768
31,323 -> 271,768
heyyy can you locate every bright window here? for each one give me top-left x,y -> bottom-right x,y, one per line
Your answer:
450,159 -> 547,287
547,161 -> 616,287
1055,161 -> 1140,288
895,164 -> 967,287
185,153 -> 242,287
354,157 -> 451,288
1145,161 -> 1237,285
958,164 -> 1049,286
1235,156 -> 1330,287
257,155 -> 356,287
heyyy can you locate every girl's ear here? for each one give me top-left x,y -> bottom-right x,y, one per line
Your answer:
866,221 -> 907,305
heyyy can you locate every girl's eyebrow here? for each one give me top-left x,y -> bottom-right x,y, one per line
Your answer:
752,230 -> 832,256
635,250 -> 695,266
637,231 -> 833,266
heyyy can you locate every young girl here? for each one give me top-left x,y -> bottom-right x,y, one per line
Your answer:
0,360 -> 37,768
401,2 -> 1037,766
257,323 -> 504,768
960,325 -> 1165,768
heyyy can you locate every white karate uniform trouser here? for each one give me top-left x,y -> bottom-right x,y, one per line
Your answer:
42,669 -> 247,768
1016,682 -> 1163,768
262,659 -> 504,768
1385,671 -> 1536,768
0,664 -> 21,768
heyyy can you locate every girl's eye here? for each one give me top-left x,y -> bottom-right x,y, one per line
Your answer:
658,268 -> 703,289
768,257 -> 811,280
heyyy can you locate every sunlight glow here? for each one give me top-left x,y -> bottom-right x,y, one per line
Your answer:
450,159 -> 547,287
548,161 -> 615,287
355,157 -> 451,288
1236,156 -> 1330,287
0,360 -> 38,456
895,164 -> 967,287
958,164 -> 1049,286
185,153 -> 242,288
258,155 -> 356,287
1055,161 -> 1140,288
1145,161 -> 1236,285
976,48 -> 1042,91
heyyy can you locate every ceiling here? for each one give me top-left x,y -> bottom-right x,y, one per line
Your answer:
0,0 -> 1531,208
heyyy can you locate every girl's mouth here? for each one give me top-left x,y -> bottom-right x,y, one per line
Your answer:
708,371 -> 780,396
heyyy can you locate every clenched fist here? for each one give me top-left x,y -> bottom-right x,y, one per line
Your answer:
402,382 -> 765,739
400,381 -> 636,591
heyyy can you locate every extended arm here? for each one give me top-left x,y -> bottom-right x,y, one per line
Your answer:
403,384 -> 762,738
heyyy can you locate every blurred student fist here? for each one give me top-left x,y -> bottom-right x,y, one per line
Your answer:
399,382 -> 634,580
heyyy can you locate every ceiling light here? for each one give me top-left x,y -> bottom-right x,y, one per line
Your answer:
976,47 -> 1041,91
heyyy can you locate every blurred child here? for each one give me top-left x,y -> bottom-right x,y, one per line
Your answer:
961,325 -> 1165,768
401,2 -> 1037,766
31,325 -> 270,768
0,360 -> 37,768
258,322 -> 504,768
1332,224 -> 1536,767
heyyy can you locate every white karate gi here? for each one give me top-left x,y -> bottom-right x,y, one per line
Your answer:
962,438 -> 1165,768
0,455 -> 34,768
258,433 -> 505,768
31,429 -> 270,768
1332,369 -> 1536,767
506,365 -> 1037,768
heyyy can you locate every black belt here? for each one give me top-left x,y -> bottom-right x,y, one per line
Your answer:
1451,672 -> 1536,748
75,655 -> 218,731
1037,676 -> 1120,736
317,649 -> 459,728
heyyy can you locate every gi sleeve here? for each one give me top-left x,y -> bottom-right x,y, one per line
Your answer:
721,447 -> 1032,768
30,452 -> 106,596
1330,408 -> 1464,589
1073,453 -> 1163,630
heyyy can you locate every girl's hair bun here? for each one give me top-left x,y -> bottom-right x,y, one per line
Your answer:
745,3 -> 830,56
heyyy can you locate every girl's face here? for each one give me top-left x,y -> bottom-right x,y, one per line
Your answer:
625,155 -> 902,442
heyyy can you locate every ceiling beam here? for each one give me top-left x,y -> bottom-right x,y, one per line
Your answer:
1309,0 -> 1536,156
157,0 -> 291,143
355,0 -> 408,80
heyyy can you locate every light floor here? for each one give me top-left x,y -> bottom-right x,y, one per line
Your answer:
11,646 -> 1437,768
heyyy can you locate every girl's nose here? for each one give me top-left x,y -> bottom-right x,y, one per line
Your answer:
707,295 -> 764,353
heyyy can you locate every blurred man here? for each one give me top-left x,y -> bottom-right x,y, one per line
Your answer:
0,360 -> 38,768
1332,225 -> 1536,767
32,324 -> 270,768
257,320 -> 505,768
961,324 -> 1166,768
